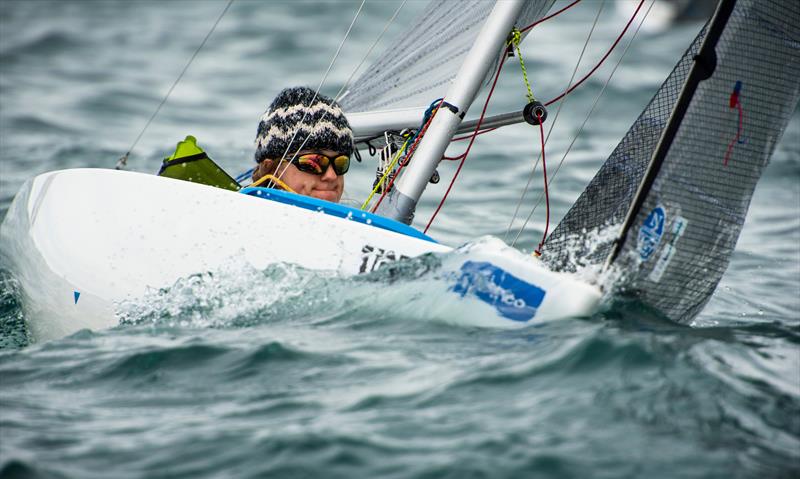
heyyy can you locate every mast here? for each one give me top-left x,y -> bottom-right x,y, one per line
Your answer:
603,0 -> 737,268
375,0 -> 527,224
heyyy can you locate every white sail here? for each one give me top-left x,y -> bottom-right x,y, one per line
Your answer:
339,0 -> 555,114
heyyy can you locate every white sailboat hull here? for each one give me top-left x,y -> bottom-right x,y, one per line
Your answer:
0,169 -> 601,341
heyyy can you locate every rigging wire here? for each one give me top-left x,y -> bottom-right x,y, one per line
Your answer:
504,0 -> 606,242
511,0 -> 655,248
335,0 -> 407,103
423,54 -> 507,234
449,0 -> 584,143
423,0 -> 598,233
451,0 -> 644,143
239,0 -> 402,186
116,0 -> 234,170
270,0 -> 366,186
543,0 -> 645,108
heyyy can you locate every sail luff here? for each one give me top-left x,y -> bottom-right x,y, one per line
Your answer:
546,0 -> 800,323
542,25 -> 708,272
604,0 -> 737,268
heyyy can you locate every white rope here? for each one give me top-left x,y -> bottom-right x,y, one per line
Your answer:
511,0 -> 657,247
269,0 -> 367,187
116,0 -> 234,169
503,0 -> 606,241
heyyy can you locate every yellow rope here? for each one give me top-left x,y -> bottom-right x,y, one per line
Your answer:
360,137 -> 410,210
508,28 -> 535,103
250,173 -> 297,193
510,28 -> 543,258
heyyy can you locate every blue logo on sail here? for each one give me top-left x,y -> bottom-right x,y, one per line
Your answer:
450,261 -> 545,322
638,205 -> 666,260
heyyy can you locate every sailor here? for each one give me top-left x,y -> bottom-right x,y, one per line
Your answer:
252,86 -> 354,203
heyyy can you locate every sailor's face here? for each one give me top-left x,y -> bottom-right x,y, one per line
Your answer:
281,149 -> 345,203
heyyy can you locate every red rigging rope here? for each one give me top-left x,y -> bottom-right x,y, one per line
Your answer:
371,101 -> 443,213
544,0 -> 644,107
512,0 -> 653,250
424,56 -> 507,234
533,110 -> 549,256
450,0 -> 644,142
447,1 -> 583,144
520,0 -> 582,33
409,0 -> 644,233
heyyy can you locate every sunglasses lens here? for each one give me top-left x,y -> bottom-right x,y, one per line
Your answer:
295,155 -> 328,175
292,154 -> 348,176
333,155 -> 350,175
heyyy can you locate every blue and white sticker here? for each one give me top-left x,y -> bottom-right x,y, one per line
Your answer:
450,261 -> 545,322
638,205 -> 666,261
648,215 -> 688,283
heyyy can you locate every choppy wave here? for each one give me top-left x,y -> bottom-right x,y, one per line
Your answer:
115,237 -> 558,333
2,295 -> 798,477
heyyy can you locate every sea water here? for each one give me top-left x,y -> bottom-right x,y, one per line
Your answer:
1,1 -> 798,477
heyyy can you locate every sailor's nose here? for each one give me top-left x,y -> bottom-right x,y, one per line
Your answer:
321,166 -> 339,180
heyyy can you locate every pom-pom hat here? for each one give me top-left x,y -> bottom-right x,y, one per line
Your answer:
254,86 -> 353,163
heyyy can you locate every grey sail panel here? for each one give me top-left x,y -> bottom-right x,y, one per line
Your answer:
611,0 -> 800,323
339,0 -> 555,113
543,25 -> 708,271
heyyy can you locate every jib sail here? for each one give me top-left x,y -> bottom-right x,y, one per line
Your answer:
546,0 -> 800,323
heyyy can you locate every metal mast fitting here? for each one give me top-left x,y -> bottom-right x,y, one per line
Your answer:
375,0 -> 527,224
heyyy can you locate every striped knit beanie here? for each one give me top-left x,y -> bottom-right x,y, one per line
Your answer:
254,86 -> 353,163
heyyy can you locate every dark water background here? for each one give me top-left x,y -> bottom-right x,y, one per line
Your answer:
1,1 -> 798,477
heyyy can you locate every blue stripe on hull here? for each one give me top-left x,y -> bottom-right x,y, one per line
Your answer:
240,187 -> 436,243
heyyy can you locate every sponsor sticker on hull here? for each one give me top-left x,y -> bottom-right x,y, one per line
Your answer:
450,261 -> 545,322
